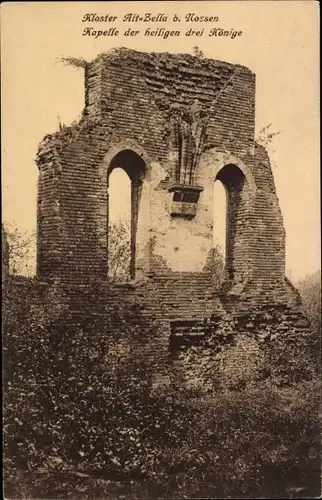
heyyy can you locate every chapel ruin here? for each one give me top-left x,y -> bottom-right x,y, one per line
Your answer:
36,48 -> 311,388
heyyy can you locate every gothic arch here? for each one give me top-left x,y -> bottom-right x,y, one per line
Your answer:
210,151 -> 256,197
100,139 -> 151,179
206,152 -> 256,284
103,145 -> 148,280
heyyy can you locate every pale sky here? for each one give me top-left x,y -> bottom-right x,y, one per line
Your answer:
1,1 -> 320,281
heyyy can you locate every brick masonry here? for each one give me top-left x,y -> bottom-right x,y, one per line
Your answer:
35,48 -> 313,388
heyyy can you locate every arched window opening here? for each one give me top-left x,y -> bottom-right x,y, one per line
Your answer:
107,150 -> 145,281
215,164 -> 246,282
107,168 -> 131,282
213,180 -> 226,282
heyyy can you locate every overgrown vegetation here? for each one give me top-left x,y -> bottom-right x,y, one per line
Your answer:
2,219 -> 133,282
3,275 -> 321,499
255,123 -> 282,169
2,222 -> 321,498
2,221 -> 36,276
108,218 -> 131,282
256,123 -> 282,148
297,270 -> 321,341
56,55 -> 88,69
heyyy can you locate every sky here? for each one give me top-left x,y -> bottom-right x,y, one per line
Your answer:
1,1 -> 320,281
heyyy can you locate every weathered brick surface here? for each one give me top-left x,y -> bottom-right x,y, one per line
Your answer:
35,48 -> 312,388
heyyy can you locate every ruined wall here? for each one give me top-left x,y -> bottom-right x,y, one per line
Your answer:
36,48 -> 285,286
8,276 -> 312,392
35,48 -> 311,389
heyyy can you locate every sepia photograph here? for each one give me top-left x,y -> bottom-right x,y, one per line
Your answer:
2,1 -> 321,498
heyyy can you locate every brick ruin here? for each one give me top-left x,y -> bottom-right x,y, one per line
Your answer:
35,48 -> 312,389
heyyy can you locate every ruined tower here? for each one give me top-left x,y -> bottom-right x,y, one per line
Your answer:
36,48 -> 311,388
